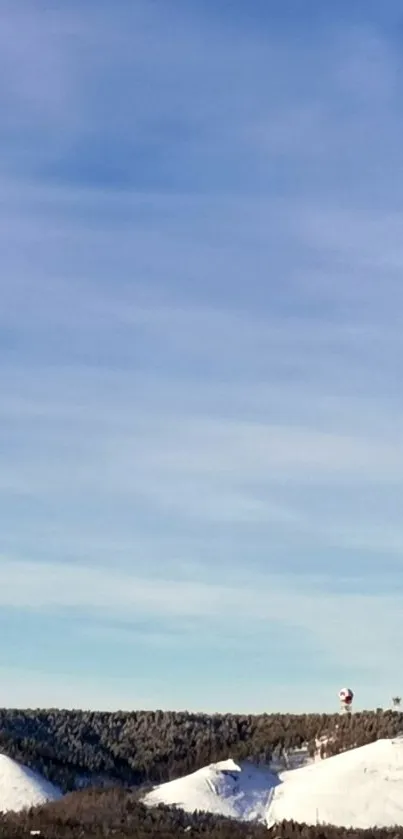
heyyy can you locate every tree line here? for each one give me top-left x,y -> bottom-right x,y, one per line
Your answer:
0,707 -> 402,792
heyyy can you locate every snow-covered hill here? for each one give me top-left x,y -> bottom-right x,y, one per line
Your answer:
144,758 -> 278,822
144,737 -> 403,829
0,754 -> 61,813
267,736 -> 403,828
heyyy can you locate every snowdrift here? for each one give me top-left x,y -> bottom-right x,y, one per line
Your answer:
144,758 -> 278,822
144,737 -> 403,829
0,753 -> 61,813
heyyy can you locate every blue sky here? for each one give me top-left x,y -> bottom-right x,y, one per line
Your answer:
1,0 -> 403,713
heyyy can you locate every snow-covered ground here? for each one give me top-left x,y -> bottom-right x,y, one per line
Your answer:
144,758 -> 278,822
0,754 -> 61,813
144,737 -> 403,829
268,736 -> 403,828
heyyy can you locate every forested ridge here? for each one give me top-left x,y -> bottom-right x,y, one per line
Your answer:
0,707 -> 402,792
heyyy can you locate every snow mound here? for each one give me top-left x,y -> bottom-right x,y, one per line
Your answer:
0,753 -> 62,813
267,736 -> 403,829
144,757 -> 279,822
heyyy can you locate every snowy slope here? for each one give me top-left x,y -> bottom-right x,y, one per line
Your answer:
0,754 -> 61,813
144,758 -> 278,822
267,736 -> 403,829
145,737 -> 403,829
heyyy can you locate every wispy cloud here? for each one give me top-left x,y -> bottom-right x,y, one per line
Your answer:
1,558 -> 403,711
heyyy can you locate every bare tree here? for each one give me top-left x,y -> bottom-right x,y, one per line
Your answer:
392,696 -> 401,709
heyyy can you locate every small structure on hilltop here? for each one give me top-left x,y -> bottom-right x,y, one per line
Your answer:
338,687 -> 354,714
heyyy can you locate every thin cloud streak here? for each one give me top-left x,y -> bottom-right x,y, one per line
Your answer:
1,558 -> 403,687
